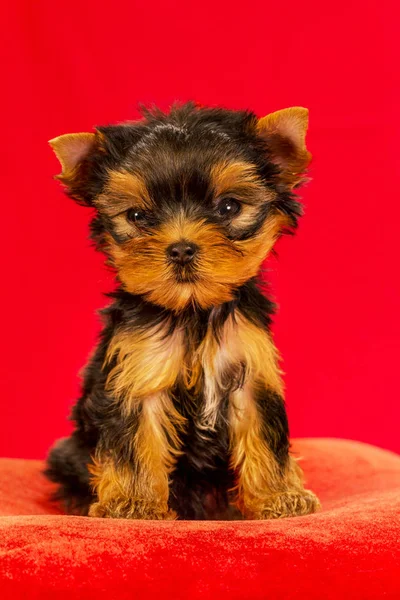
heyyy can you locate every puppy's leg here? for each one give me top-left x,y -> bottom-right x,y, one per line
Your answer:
229,382 -> 320,519
45,434 -> 94,515
89,392 -> 184,519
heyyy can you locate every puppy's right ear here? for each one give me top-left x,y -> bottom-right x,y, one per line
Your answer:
49,132 -> 103,205
49,124 -> 144,204
49,132 -> 97,180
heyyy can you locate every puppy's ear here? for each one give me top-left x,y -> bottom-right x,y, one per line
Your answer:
49,131 -> 106,205
257,107 -> 311,188
49,132 -> 97,180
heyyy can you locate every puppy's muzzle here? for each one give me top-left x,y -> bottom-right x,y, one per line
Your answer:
167,241 -> 199,266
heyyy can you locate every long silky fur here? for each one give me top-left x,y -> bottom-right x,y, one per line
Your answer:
45,103 -> 319,520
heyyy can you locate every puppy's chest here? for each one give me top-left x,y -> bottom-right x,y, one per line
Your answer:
105,311 -> 282,405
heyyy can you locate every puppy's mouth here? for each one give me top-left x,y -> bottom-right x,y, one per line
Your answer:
172,264 -> 201,284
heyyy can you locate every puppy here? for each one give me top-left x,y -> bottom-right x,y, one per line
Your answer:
45,102 -> 320,520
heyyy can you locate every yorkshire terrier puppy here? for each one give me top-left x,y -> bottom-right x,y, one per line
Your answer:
45,102 -> 320,520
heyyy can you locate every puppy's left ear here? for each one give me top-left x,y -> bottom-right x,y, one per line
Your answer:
257,107 -> 311,188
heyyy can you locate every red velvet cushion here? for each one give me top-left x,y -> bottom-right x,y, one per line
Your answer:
0,439 -> 399,599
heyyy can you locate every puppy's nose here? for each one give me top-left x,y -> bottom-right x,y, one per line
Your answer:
167,241 -> 198,265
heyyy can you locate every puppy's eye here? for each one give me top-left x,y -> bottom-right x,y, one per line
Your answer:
216,197 -> 241,217
127,208 -> 147,224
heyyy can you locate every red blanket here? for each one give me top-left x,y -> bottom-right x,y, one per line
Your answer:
0,439 -> 399,599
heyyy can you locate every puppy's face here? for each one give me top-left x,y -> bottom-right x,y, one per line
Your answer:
50,104 -> 310,311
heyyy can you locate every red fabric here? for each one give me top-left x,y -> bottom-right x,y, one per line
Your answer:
1,1 -> 400,460
1,439 -> 399,599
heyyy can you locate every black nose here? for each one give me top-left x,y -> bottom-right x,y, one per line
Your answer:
167,241 -> 198,265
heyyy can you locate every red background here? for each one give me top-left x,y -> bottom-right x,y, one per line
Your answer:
1,1 -> 399,459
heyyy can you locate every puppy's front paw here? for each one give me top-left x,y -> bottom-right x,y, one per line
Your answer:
88,500 -> 177,520
88,501 -> 108,518
254,489 -> 320,520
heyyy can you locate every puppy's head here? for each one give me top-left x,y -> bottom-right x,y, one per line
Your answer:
50,103 -> 310,312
